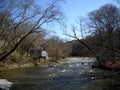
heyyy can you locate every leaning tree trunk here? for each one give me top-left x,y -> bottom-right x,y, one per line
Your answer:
0,31 -> 33,61
76,38 -> 100,63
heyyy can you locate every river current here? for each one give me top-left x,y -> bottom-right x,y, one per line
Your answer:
0,57 -> 120,90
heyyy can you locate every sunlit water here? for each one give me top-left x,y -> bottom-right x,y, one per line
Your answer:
0,57 -> 120,90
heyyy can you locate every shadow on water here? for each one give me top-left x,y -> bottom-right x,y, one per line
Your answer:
0,57 -> 120,90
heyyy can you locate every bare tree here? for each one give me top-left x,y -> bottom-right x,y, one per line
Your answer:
88,4 -> 120,61
64,17 -> 100,62
76,16 -> 85,39
0,0 -> 64,61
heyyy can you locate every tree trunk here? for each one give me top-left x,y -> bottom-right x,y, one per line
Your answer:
76,39 -> 100,62
0,31 -> 33,61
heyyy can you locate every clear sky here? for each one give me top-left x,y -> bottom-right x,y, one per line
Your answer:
50,0 -> 118,40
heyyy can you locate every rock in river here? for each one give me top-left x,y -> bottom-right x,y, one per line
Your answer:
0,79 -> 12,90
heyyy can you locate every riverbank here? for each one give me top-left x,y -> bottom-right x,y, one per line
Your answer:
0,59 -> 65,71
100,60 -> 120,70
92,60 -> 120,70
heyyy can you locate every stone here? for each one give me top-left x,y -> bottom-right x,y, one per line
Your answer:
0,79 -> 12,90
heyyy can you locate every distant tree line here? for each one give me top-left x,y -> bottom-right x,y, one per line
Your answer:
45,36 -> 67,60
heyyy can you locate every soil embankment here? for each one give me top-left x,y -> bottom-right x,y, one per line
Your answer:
0,59 -> 65,71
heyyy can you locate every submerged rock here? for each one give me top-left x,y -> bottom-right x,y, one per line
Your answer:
0,79 -> 12,90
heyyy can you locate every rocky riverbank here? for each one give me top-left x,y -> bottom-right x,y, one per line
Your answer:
92,60 -> 120,70
100,60 -> 120,70
0,59 -> 65,71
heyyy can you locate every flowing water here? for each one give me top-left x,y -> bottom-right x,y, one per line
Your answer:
0,57 -> 120,90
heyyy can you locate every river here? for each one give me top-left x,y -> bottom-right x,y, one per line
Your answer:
0,57 -> 120,90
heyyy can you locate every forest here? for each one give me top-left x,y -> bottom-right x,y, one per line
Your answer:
0,0 -> 120,70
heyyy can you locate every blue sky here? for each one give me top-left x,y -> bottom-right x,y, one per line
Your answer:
1,0 -> 118,40
50,0 -> 118,40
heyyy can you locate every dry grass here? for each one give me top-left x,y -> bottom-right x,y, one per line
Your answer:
101,60 -> 120,70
